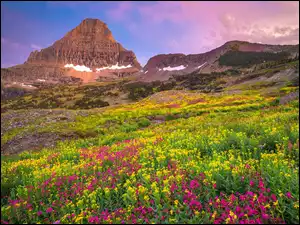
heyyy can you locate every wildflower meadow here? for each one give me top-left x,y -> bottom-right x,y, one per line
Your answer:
1,89 -> 299,224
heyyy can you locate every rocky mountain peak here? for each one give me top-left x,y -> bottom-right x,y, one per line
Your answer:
25,18 -> 141,70
64,18 -> 116,43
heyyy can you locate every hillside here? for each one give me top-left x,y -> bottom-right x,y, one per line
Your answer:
1,83 -> 299,223
2,57 -> 298,111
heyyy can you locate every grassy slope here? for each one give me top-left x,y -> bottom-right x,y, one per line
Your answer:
1,85 -> 299,223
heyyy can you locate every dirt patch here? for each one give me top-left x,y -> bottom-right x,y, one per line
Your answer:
1,132 -> 79,155
187,98 -> 206,105
147,115 -> 166,124
280,91 -> 299,105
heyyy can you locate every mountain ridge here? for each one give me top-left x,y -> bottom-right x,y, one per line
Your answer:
1,18 -> 299,85
140,40 -> 299,81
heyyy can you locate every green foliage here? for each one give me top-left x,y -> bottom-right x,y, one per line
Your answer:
120,122 -> 139,133
219,50 -> 290,67
72,97 -> 109,109
137,117 -> 151,128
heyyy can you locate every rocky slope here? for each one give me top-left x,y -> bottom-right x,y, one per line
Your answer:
1,18 -> 141,85
140,41 -> 299,81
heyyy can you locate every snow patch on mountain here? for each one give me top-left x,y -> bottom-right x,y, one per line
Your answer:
96,63 -> 132,72
64,64 -> 92,72
162,65 -> 186,71
196,62 -> 207,69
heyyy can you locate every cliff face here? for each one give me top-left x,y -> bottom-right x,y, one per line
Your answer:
26,18 -> 141,69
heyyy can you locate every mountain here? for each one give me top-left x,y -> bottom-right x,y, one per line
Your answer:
1,18 -> 141,85
140,41 -> 299,81
26,18 -> 141,69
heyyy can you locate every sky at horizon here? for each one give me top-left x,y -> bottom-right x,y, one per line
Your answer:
1,1 -> 299,68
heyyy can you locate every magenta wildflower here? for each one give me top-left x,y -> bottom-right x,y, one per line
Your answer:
256,218 -> 262,224
170,183 -> 178,192
271,194 -> 277,202
286,192 -> 292,199
262,213 -> 270,220
88,216 -> 100,223
37,211 -> 43,216
238,213 -> 245,218
189,180 -> 200,189
247,191 -> 254,196
235,206 -> 241,214
46,207 -> 53,213
250,180 -> 254,187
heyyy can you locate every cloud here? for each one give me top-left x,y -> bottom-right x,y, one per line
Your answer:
106,1 -> 133,21
30,44 -> 42,50
117,1 -> 299,54
1,37 -> 22,49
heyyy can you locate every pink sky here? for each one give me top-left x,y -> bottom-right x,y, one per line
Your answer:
109,1 -> 299,56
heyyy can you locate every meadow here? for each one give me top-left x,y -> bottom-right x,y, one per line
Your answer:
1,87 -> 299,224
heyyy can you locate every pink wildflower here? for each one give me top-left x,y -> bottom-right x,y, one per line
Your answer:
262,213 -> 270,220
235,206 -> 242,214
46,207 -> 53,213
250,180 -> 254,187
286,192 -> 292,199
271,194 -> 277,202
190,180 -> 200,189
